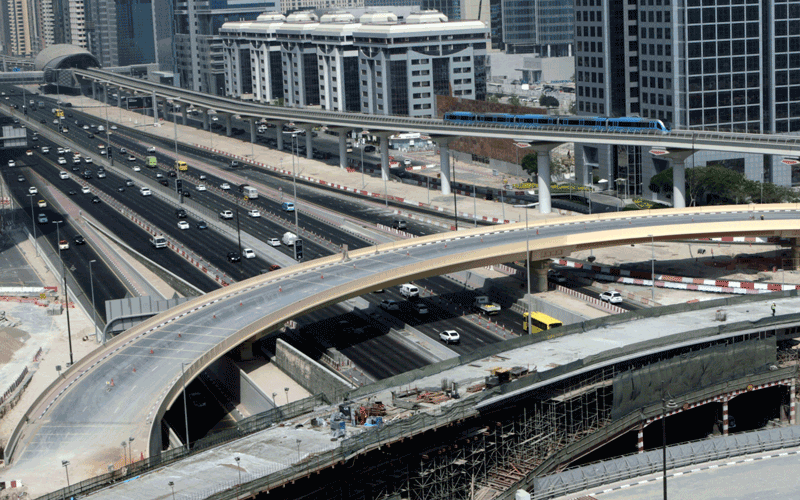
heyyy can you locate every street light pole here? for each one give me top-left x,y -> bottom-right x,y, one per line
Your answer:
129,436 -> 134,465
662,395 -> 677,500
27,194 -> 38,256
54,220 -> 73,366
168,481 -> 175,500
473,184 -> 477,228
360,129 -> 367,189
650,234 -> 655,302
525,209 -> 532,335
89,259 -> 98,343
62,460 -> 70,490
181,362 -> 190,451
235,456 -> 242,498
283,131 -> 300,233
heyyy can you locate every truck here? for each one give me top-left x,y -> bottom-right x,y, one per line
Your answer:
282,231 -> 298,246
242,186 -> 258,199
146,156 -> 157,168
175,160 -> 188,171
473,296 -> 501,315
150,235 -> 167,248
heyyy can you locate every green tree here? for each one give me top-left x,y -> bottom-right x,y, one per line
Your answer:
540,95 -> 559,108
487,94 -> 500,103
521,153 -> 538,175
509,95 -> 521,106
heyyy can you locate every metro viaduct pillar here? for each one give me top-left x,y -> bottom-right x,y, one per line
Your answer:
528,142 -> 563,215
91,81 -> 96,100
298,124 -> 314,159
271,120 -> 286,151
151,90 -> 158,121
375,131 -> 392,181
225,113 -> 233,137
432,136 -> 456,195
790,238 -> 800,270
329,127 -> 350,169
528,258 -> 550,293
655,148 -> 694,209
181,104 -> 188,125
202,109 -> 210,131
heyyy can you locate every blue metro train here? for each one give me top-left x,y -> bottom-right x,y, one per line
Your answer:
443,111 -> 670,134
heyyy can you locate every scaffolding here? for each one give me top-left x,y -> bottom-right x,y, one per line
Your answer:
408,429 -> 489,500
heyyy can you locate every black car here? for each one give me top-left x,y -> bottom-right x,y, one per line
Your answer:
91,196 -> 101,204
39,119 -> 47,124
182,190 -> 190,197
68,190 -> 77,195
176,209 -> 187,218
159,179 -> 169,186
125,179 -> 134,186
73,235 -> 85,245
168,171 -> 177,178
87,133 -> 94,139
364,145 -> 376,152
196,220 -> 208,230
227,252 -> 241,263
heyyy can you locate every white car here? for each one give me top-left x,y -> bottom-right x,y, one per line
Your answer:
84,157 -> 93,164
220,210 -> 234,219
439,330 -> 460,344
128,155 -> 136,161
41,147 -> 50,154
243,248 -> 256,259
7,160 -> 15,167
132,165 -> 141,171
57,157 -> 67,164
25,150 -> 33,156
147,146 -> 156,153
220,183 -> 231,190
267,237 -> 281,247
599,291 -> 623,304
248,209 -> 261,218
59,171 -> 69,179
177,220 -> 190,230
28,186 -> 37,194
81,186 -> 91,194
196,184 -> 206,191
110,125 -> 118,130
82,125 -> 89,130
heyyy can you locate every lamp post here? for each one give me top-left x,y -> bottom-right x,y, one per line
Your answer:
650,234 -> 655,302
272,392 -> 277,406
615,177 -> 626,211
282,130 -> 300,233
662,395 -> 678,500
62,460 -> 70,490
525,208 -> 532,335
360,129 -> 369,189
235,456 -> 242,498
285,386 -> 290,405
128,436 -> 134,465
452,156 -> 458,230
235,202 -> 242,258
89,259 -> 98,343
104,82 -> 112,165
121,440 -> 127,465
181,362 -> 190,451
472,184 -> 477,227
27,193 -> 38,256
53,220 -> 73,365
168,481 -> 175,500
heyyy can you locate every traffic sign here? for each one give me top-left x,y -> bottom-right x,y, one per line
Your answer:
514,142 -> 531,148
781,158 -> 800,165
649,149 -> 669,156
12,67 -> 20,72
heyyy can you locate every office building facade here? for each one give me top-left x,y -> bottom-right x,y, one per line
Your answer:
221,9 -> 488,117
500,0 -> 574,55
574,0 -> 800,200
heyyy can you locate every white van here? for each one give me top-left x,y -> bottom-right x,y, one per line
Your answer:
150,235 -> 167,248
139,187 -> 152,196
399,283 -> 419,298
242,186 -> 258,199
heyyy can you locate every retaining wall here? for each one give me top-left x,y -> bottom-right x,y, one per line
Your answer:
274,339 -> 351,401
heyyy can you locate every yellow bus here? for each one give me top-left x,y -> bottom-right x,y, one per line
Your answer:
175,160 -> 188,171
522,312 -> 563,333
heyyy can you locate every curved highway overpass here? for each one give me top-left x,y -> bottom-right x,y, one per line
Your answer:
73,68 -> 800,157
5,205 -> 800,487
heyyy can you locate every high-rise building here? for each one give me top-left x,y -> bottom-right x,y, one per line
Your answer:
51,0 -> 87,47
175,0 -> 278,94
574,0 -> 800,199
500,0 -> 573,55
1,0 -> 34,56
221,9 -> 489,117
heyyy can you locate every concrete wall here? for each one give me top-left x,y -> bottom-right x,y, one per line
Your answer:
513,295 -> 590,325
273,338 -> 351,401
206,355 -> 273,415
239,368 -> 273,414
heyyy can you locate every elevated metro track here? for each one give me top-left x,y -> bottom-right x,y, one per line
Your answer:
74,69 -> 800,156
5,205 -> 800,490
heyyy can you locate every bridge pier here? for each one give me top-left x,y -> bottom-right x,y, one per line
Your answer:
791,238 -> 800,270
659,149 -> 694,209
225,113 -> 232,136
202,109 -> 209,131
273,121 -> 285,150
378,132 -> 391,181
529,258 -> 550,293
299,124 -> 313,159
104,83 -> 109,105
91,82 -> 96,100
529,142 -> 562,215
433,136 -> 456,195
151,90 -> 158,122
327,127 -> 350,169
181,104 -> 187,125
248,118 -> 257,145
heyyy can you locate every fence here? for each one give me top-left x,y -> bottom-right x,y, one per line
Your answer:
35,393 -> 329,500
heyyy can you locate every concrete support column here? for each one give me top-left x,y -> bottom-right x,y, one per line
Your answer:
118,88 -> 124,108
151,91 -> 158,121
529,143 -> 562,215
433,136 -> 456,195
529,258 -> 550,293
722,398 -> 729,435
202,109 -> 209,131
636,424 -> 644,453
225,114 -> 232,136
658,149 -> 694,209
791,379 -> 796,425
339,132 -> 348,169
181,105 -> 187,125
249,119 -> 257,144
791,238 -> 800,270
91,82 -> 96,100
375,132 -> 390,181
300,125 -> 313,159
273,121 -> 285,150
104,84 -> 109,105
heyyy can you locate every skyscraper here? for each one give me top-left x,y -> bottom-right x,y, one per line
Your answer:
574,0 -> 800,199
500,0 -> 574,55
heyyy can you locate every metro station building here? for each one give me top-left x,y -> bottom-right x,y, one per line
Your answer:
220,9 -> 489,118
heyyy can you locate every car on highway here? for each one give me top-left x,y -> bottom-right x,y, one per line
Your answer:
412,302 -> 429,315
28,186 -> 37,194
227,251 -> 241,263
37,213 -> 48,224
168,171 -> 177,178
7,159 -> 15,167
73,235 -> 85,245
41,147 -> 49,154
196,184 -> 206,191
25,150 -> 32,156
176,209 -> 187,218
199,174 -> 207,180
548,271 -> 567,284
119,148 -> 127,154
220,210 -> 233,219
91,196 -> 101,204
599,291 -> 623,304
439,330 -> 460,344
97,171 -> 106,178
58,240 -> 69,250
247,209 -> 261,218
82,125 -> 89,130
125,179 -> 134,186
110,125 -> 117,130
39,119 -> 46,124
391,219 -> 407,230
57,157 -> 67,165
139,187 -> 151,196
177,220 -> 190,230
268,264 -> 281,272
81,186 -> 91,194
117,186 -> 125,192
182,190 -> 191,197
159,179 -> 168,186
380,299 -> 400,312
17,175 -> 24,182
267,237 -> 281,247
127,155 -> 136,161
84,157 -> 93,164
59,171 -> 69,179
196,220 -> 208,230
132,165 -> 141,171
220,183 -> 231,190
155,172 -> 164,179
37,199 -> 46,208
147,146 -> 156,153
243,248 -> 256,259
